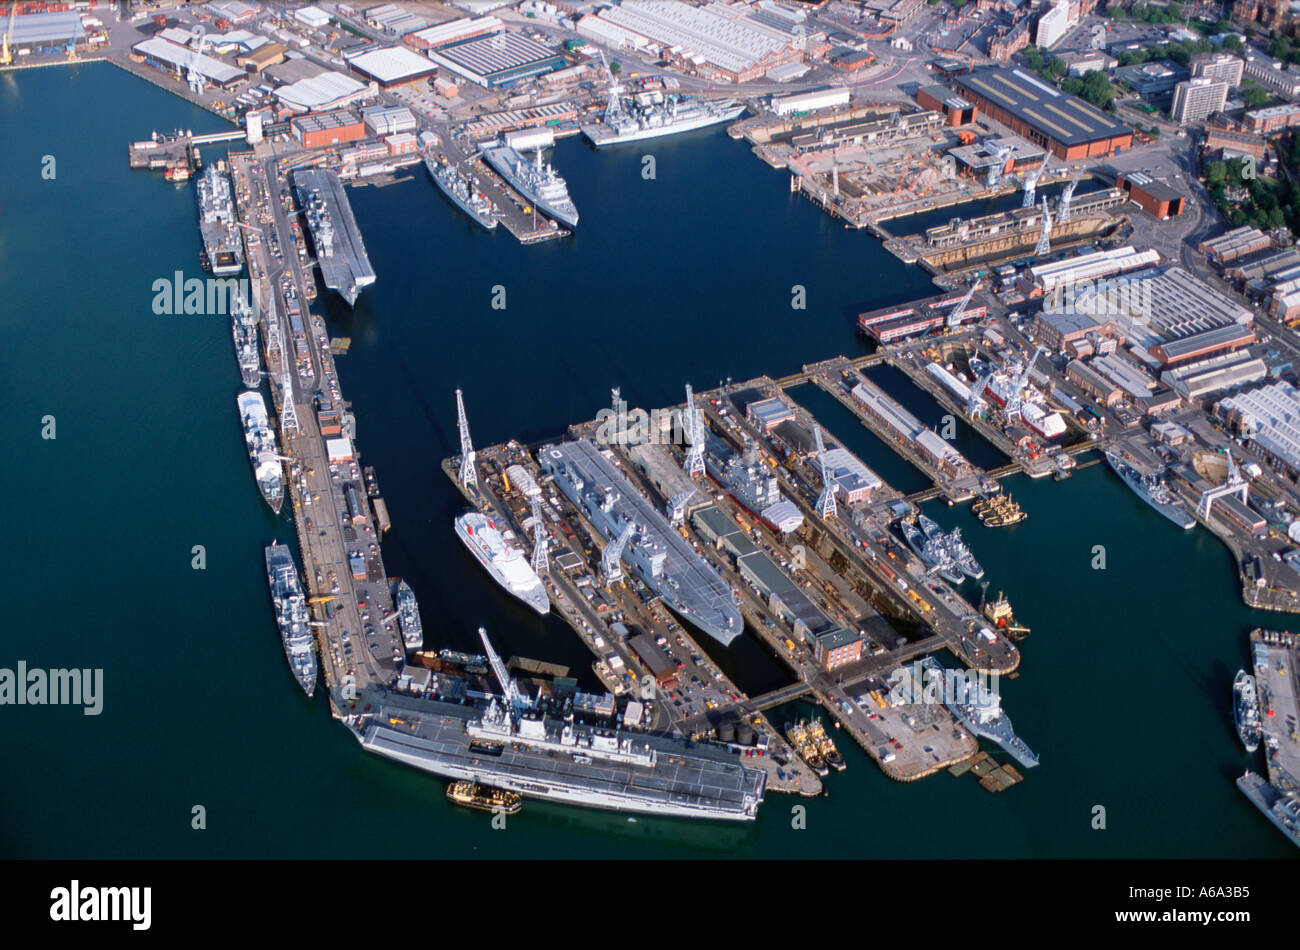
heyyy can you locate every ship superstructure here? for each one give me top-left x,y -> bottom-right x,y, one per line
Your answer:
265,542 -> 317,696
703,433 -> 803,534
395,578 -> 424,651
196,162 -> 244,275
294,167 -> 376,307
356,627 -> 765,820
424,153 -> 497,230
538,439 -> 743,645
1105,448 -> 1195,530
237,390 -> 284,514
481,143 -> 579,229
924,657 -> 1038,768
582,91 -> 746,146
1237,770 -> 1300,849
1234,669 -> 1262,754
231,292 -> 261,388
899,519 -> 963,585
454,511 -> 550,615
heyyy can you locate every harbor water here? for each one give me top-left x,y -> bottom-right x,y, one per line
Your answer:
1,63 -> 1294,858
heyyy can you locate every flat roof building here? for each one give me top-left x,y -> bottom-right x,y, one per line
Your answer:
291,110 -> 366,148
953,66 -> 1133,159
346,45 -> 438,86
1171,77 -> 1228,125
275,70 -> 369,112
1217,380 -> 1300,475
131,37 -> 246,88
427,31 -> 566,87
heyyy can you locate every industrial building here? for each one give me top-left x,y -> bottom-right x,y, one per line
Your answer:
1066,359 -> 1123,405
1114,61 -> 1187,102
294,5 -> 333,30
628,443 -> 710,518
427,31 -> 565,87
1199,226 -> 1273,264
576,0 -> 805,83
770,86 -> 850,116
1162,351 -> 1268,400
1028,245 -> 1161,297
361,104 -> 417,136
952,67 -> 1132,159
746,397 -> 796,434
915,84 -> 977,125
1148,324 -> 1256,367
1116,172 -> 1184,219
346,45 -> 438,87
275,70 -> 370,112
405,16 -> 504,49
236,42 -> 286,73
1,9 -> 84,48
360,3 -> 430,37
1217,381 -> 1300,476
1171,77 -> 1228,125
130,37 -> 246,89
291,110 -> 366,148
849,379 -> 973,477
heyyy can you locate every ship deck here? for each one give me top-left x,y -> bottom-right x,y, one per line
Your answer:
294,167 -> 376,305
361,690 -> 765,818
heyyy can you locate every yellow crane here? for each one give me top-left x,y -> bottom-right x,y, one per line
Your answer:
1,2 -> 18,67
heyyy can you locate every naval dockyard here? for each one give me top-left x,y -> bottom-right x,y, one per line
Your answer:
20,0 -> 1300,841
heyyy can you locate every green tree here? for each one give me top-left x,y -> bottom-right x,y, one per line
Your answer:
1207,160 -> 1227,185
1242,85 -> 1270,108
1224,35 -> 1245,54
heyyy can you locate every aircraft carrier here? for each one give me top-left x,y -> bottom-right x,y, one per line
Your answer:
355,628 -> 765,820
293,167 -> 376,307
537,438 -> 744,646
196,162 -> 244,276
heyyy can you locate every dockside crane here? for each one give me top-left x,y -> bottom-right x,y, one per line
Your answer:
1034,197 -> 1052,258
683,383 -> 705,478
478,626 -> 525,718
596,47 -> 623,124
1057,166 -> 1084,224
456,388 -> 477,490
1022,158 -> 1050,209
814,424 -> 838,519
1004,345 -> 1046,421
602,521 -> 635,585
529,493 -> 549,576
946,279 -> 981,330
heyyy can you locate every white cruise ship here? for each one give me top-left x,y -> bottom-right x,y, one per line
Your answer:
454,511 -> 549,615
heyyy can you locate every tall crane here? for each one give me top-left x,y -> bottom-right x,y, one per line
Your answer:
602,521 -> 634,585
186,25 -> 209,94
0,2 -> 17,67
1022,158 -> 1050,209
967,368 -> 995,419
456,388 -> 477,490
478,626 -> 524,718
682,384 -> 705,478
595,47 -> 623,124
1196,448 -> 1250,519
814,424 -> 837,518
666,488 -> 696,526
280,363 -> 299,437
529,494 -> 548,576
1035,197 -> 1052,258
1057,167 -> 1084,224
946,280 -> 981,329
1004,345 -> 1046,420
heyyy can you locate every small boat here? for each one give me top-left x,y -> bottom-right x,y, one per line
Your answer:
446,780 -> 521,814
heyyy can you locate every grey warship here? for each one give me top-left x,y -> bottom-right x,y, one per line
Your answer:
293,167 -> 375,307
537,439 -> 743,646
355,627 -> 765,820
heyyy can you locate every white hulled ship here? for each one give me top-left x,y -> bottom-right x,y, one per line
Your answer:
454,511 -> 550,615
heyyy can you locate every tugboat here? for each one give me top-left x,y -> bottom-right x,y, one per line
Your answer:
784,720 -> 829,777
446,779 -> 522,814
806,719 -> 846,772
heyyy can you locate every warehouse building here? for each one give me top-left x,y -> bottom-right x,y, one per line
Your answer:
361,3 -> 429,36
346,45 -> 438,87
1029,245 -> 1161,298
1066,359 -> 1123,405
3,9 -> 84,47
1163,351 -> 1268,400
131,37 -> 246,89
1217,381 -> 1300,476
236,42 -> 286,73
576,0 -> 805,83
915,84 -> 977,125
405,16 -> 504,49
1199,226 -> 1273,264
770,86 -> 850,116
275,70 -> 370,112
361,104 -> 416,136
291,110 -> 366,148
1116,171 -> 1184,219
953,66 -> 1133,159
1148,324 -> 1256,366
427,31 -> 565,87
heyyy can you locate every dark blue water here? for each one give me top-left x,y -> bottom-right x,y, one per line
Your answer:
2,62 -> 1295,859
